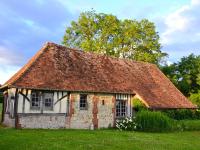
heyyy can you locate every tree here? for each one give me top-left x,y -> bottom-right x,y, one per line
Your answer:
62,10 -> 167,64
189,91 -> 200,107
161,54 -> 200,96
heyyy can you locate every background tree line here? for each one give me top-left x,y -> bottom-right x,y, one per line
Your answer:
62,11 -> 199,107
161,54 -> 200,107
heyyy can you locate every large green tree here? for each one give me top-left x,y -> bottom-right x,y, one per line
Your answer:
161,54 -> 200,96
62,11 -> 167,64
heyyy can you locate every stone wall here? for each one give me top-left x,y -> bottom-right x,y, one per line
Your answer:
67,93 -> 94,129
97,94 -> 115,128
18,114 -> 66,129
67,93 -> 115,129
3,114 -> 15,127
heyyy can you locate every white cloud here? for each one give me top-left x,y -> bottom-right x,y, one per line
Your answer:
161,0 -> 200,45
191,0 -> 200,5
0,65 -> 20,85
0,46 -> 24,65
0,45 -> 23,84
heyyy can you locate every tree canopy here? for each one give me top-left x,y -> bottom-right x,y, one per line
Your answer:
161,54 -> 200,96
62,11 -> 167,64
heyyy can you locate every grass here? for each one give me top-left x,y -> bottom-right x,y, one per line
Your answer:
1,104 -> 200,150
0,103 -> 2,122
180,120 -> 200,131
0,129 -> 200,150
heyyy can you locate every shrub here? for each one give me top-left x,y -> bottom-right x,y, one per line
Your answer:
135,110 -> 174,132
116,117 -> 137,131
163,109 -> 200,120
132,98 -> 146,112
179,120 -> 200,131
116,110 -> 200,132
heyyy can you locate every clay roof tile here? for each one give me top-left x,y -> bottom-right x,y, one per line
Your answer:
2,42 -> 197,109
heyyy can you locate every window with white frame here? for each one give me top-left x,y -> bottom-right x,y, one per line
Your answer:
115,94 -> 128,118
80,94 -> 87,110
31,92 -> 40,109
31,91 -> 54,110
116,100 -> 126,117
44,93 -> 53,110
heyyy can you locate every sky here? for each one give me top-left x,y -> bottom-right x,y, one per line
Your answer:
0,0 -> 200,84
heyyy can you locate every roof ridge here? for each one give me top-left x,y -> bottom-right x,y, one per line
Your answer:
48,42 -> 155,66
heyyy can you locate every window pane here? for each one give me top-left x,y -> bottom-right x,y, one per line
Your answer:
31,92 -> 40,109
44,93 -> 53,109
116,100 -> 126,117
80,94 -> 87,110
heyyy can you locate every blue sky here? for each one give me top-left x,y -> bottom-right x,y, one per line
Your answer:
0,0 -> 200,84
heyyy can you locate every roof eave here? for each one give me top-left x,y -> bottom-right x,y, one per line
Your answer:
6,85 -> 135,95
149,106 -> 198,110
0,84 -> 9,91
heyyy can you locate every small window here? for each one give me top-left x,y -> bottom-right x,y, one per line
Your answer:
44,93 -> 53,110
80,94 -> 87,110
102,100 -> 105,105
31,92 -> 40,110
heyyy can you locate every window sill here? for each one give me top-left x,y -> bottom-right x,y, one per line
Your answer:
30,107 -> 40,111
80,108 -> 88,111
43,108 -> 54,111
116,116 -> 127,119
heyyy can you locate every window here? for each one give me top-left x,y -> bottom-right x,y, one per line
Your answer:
44,93 -> 53,110
102,100 -> 105,105
116,94 -> 129,118
31,91 -> 54,110
80,94 -> 87,110
116,100 -> 126,118
31,92 -> 40,109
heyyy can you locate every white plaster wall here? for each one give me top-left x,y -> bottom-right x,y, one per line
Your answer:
127,95 -> 132,117
17,90 -> 23,113
2,88 -> 16,127
24,90 -> 32,113
17,90 -> 68,114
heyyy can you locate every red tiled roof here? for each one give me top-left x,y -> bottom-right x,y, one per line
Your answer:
2,42 -> 197,109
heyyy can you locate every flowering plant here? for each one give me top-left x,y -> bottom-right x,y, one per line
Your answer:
116,117 -> 137,131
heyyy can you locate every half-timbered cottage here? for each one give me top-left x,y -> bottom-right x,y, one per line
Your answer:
0,42 -> 197,129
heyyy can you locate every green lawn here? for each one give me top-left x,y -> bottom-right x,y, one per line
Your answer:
0,129 -> 200,150
0,103 -> 2,122
1,104 -> 200,150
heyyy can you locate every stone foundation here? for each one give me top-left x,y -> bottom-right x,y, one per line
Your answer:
3,114 -> 15,127
18,114 -> 66,129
